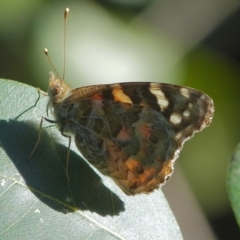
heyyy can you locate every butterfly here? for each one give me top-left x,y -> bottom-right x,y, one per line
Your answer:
44,71 -> 214,195
32,8 -> 214,195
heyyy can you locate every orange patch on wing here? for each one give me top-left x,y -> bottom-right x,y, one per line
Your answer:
112,88 -> 132,103
91,93 -> 104,100
125,157 -> 158,185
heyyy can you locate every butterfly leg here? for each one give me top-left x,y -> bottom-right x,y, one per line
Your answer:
15,88 -> 47,120
29,116 -> 57,160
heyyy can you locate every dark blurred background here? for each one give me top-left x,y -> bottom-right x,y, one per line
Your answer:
1,0 -> 240,239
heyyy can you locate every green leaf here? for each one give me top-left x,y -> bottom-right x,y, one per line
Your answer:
228,143 -> 240,226
0,79 -> 182,239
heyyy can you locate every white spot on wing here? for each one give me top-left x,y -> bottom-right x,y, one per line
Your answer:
175,131 -> 183,140
150,84 -> 169,108
188,102 -> 193,108
183,109 -> 190,117
180,88 -> 190,98
170,113 -> 182,125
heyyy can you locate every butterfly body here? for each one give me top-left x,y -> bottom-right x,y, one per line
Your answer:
46,72 -> 214,195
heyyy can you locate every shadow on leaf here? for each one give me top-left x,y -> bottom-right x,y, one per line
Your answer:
0,119 -> 125,216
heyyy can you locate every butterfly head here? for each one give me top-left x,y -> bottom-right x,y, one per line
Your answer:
47,72 -> 71,115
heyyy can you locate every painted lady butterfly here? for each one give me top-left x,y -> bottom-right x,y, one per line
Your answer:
35,8 -> 214,195
45,73 -> 214,195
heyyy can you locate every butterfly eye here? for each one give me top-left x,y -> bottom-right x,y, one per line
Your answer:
134,164 -> 144,174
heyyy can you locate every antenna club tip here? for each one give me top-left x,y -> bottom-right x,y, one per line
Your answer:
44,48 -> 48,54
65,8 -> 69,18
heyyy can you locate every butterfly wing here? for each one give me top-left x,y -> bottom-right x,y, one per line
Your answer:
62,82 -> 214,194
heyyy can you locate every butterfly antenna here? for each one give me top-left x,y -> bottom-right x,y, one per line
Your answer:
63,8 -> 69,82
43,8 -> 69,81
44,48 -> 61,80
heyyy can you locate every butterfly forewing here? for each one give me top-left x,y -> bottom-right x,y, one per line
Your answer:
48,77 -> 214,195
